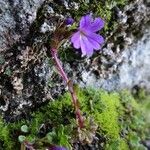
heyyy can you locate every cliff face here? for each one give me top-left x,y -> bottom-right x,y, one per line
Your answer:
0,0 -> 150,150
0,0 -> 45,121
0,0 -> 150,121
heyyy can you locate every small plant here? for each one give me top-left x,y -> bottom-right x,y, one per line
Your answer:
50,14 -> 105,130
46,125 -> 72,149
18,124 -> 70,150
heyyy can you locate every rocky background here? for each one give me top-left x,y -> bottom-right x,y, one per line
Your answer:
0,0 -> 150,124
0,0 -> 150,150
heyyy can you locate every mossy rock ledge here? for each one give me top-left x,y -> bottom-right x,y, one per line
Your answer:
0,88 -> 150,149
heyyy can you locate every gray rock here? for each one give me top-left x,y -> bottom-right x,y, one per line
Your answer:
0,0 -> 78,120
0,0 -> 150,121
79,25 -> 150,91
76,0 -> 150,91
0,0 -> 43,52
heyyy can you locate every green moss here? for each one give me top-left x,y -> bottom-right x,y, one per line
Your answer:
77,0 -> 128,31
106,139 -> 129,150
95,92 -> 121,139
75,89 -> 121,139
74,89 -> 129,149
0,88 -> 149,149
74,88 -> 148,149
95,0 -> 128,31
0,118 -> 15,149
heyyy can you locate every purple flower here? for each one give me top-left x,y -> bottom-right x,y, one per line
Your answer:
48,145 -> 67,150
71,14 -> 104,57
65,17 -> 74,25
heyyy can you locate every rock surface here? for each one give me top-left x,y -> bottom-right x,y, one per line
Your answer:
79,25 -> 150,91
0,0 -> 44,51
0,0 -> 150,120
77,0 -> 150,91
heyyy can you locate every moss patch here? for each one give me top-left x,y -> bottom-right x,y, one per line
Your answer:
75,0 -> 128,31
0,88 -> 149,150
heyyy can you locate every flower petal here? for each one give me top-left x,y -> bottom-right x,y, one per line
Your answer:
86,31 -> 104,44
90,17 -> 104,32
80,35 -> 94,57
80,14 -> 92,28
88,38 -> 101,50
71,31 -> 81,49
48,145 -> 67,150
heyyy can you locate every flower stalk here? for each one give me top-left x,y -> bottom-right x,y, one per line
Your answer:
51,48 -> 84,129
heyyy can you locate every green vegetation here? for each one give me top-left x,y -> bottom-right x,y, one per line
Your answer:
95,0 -> 128,31
59,0 -> 129,62
76,0 -> 128,31
0,88 -> 149,150
0,1 -> 148,149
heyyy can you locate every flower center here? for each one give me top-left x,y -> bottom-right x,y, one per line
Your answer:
79,30 -> 86,37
